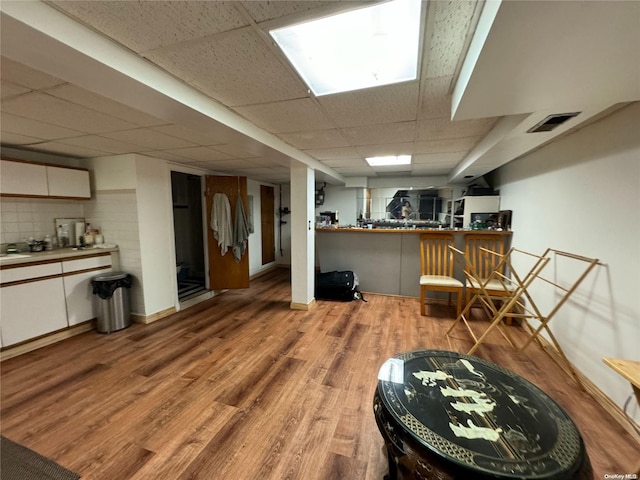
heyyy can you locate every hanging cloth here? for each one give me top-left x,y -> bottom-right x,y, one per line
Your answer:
211,193 -> 232,255
232,196 -> 249,262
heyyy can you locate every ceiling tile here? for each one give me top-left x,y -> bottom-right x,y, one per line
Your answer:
151,124 -> 224,146
302,146 -> 359,160
411,164 -> 451,175
45,84 -> 167,127
143,150 -> 196,163
234,98 -> 333,133
0,132 -> 44,146
101,128 -> 197,150
1,112 -> 84,140
0,56 -> 65,90
342,121 -> 416,146
416,117 -> 496,142
165,146 -> 233,162
318,82 -> 419,127
418,76 -> 454,120
25,141 -> 110,158
241,2 -> 341,23
278,129 -> 349,149
412,152 -> 467,165
57,135 -> 146,155
145,28 -> 308,107
198,159 -> 263,170
332,166 -> 375,176
1,81 -> 31,99
321,158 -> 368,168
210,144 -> 261,158
2,92 -> 138,133
424,0 -> 478,79
355,142 -> 414,158
233,166 -> 282,177
50,1 -> 249,53
413,137 -> 481,154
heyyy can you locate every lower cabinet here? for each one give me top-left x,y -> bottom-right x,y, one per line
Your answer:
0,253 -> 113,347
0,277 -> 68,346
63,260 -> 112,326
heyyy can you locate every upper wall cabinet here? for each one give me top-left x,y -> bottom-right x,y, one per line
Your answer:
47,165 -> 91,198
0,159 -> 49,196
0,159 -> 91,200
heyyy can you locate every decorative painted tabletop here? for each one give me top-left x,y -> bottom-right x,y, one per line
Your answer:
375,350 -> 589,479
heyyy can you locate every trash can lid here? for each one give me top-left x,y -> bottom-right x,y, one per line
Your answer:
92,271 -> 129,282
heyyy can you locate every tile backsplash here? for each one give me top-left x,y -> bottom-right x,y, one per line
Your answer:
0,198 -> 84,244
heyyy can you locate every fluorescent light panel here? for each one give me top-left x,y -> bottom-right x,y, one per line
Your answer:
366,155 -> 412,166
270,0 -> 422,96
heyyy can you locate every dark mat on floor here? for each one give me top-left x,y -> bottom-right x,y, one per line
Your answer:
0,436 -> 80,480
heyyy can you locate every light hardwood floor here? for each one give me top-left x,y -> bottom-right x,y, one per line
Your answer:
1,268 -> 638,479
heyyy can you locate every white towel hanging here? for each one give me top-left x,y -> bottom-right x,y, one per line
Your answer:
211,193 -> 232,255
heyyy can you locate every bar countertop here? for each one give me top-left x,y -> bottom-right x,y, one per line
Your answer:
316,226 -> 513,235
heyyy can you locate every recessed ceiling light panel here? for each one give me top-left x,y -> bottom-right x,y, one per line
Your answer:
270,0 -> 423,96
366,155 -> 412,166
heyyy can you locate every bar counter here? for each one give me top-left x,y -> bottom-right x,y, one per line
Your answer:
315,227 -> 512,297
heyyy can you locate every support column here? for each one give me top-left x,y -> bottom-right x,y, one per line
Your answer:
289,164 -> 316,310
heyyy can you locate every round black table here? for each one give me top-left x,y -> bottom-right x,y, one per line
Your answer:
373,350 -> 592,480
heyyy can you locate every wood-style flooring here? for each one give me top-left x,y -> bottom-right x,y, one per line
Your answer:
1,268 -> 638,479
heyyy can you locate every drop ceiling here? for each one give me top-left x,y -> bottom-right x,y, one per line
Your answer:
1,1 -> 638,186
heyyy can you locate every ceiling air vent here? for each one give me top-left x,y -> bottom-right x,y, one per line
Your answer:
527,112 -> 581,133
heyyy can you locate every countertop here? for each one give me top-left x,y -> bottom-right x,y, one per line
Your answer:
316,227 -> 513,235
0,245 -> 119,268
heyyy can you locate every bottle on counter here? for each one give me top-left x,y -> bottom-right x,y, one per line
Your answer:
43,235 -> 53,251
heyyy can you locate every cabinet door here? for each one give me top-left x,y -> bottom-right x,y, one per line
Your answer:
0,160 -> 48,196
64,268 -> 111,326
47,166 -> 91,198
0,278 -> 68,346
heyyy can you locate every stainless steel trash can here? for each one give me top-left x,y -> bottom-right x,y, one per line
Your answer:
91,271 -> 132,333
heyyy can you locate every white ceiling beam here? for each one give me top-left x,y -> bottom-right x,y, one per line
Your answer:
0,1 -> 345,184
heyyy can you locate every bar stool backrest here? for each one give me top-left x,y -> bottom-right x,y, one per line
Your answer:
464,233 -> 507,279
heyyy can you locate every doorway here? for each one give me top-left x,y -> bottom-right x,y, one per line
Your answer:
171,171 -> 206,299
261,185 -> 275,265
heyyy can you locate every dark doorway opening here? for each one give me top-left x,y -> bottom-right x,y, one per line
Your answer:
171,171 -> 206,299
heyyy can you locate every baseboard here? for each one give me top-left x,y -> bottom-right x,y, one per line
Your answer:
290,298 -> 316,311
522,320 -> 640,445
0,322 -> 95,361
132,306 -> 176,325
250,264 -> 283,280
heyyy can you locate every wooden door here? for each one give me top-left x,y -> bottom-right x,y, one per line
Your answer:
260,185 -> 275,264
205,176 -> 249,289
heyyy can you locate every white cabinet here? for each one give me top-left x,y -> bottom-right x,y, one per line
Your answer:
0,264 -> 68,347
0,253 -> 114,346
62,255 -> 112,326
453,196 -> 500,228
0,160 -> 48,196
47,166 -> 91,199
0,159 -> 91,199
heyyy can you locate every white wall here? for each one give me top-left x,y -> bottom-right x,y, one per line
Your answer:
84,154 -> 143,314
247,179 -> 279,276
315,185 -> 358,225
84,153 -> 177,317
492,102 -> 640,423
135,155 -> 176,315
0,198 -> 84,245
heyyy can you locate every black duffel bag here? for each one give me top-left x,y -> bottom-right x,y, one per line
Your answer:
315,270 -> 365,302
